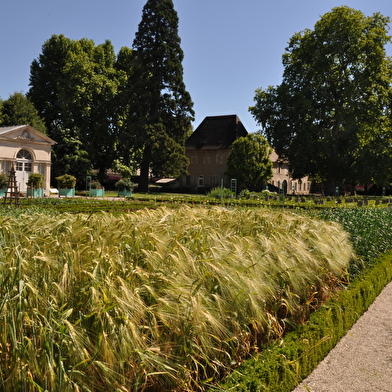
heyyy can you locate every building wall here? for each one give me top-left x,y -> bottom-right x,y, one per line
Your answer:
183,148 -> 311,194
269,150 -> 311,195
183,148 -> 231,191
0,127 -> 54,195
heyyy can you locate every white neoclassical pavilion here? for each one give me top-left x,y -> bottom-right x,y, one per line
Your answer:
0,125 -> 55,196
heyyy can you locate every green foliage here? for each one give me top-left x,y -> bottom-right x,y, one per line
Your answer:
250,6 -> 392,192
0,173 -> 8,189
26,173 -> 44,188
28,35 -> 120,180
318,208 -> 392,275
28,34 -> 72,127
114,178 -> 134,192
207,187 -> 234,198
226,133 -> 273,191
112,159 -> 134,178
50,127 -> 91,184
0,92 -> 46,133
89,180 -> 102,189
130,0 -> 194,191
61,38 -> 120,178
56,174 -> 76,189
29,7 -> 194,190
0,207 -> 353,391
217,251 -> 392,392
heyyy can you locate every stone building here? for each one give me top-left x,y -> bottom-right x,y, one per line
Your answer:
0,125 -> 55,195
180,115 -> 311,194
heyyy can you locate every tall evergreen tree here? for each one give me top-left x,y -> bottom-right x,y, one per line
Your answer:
130,0 -> 194,191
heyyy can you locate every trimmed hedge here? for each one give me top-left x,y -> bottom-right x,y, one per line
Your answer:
214,250 -> 392,391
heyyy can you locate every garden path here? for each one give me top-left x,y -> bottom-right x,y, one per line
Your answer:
292,280 -> 392,391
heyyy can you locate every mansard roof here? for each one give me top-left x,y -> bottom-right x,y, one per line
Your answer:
185,115 -> 248,150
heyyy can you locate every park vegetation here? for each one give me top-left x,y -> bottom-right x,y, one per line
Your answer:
25,0 -> 193,189
226,133 -> 273,191
250,6 -> 392,194
0,206 -> 355,391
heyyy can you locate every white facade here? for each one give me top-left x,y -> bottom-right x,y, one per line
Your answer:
0,125 -> 55,196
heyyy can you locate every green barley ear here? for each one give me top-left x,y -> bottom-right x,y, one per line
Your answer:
0,207 -> 354,391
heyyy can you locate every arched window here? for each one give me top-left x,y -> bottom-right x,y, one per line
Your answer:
17,149 -> 32,160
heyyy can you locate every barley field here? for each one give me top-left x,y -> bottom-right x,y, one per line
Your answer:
0,206 -> 354,391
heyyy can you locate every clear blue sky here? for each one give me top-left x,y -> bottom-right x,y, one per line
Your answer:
1,0 -> 392,132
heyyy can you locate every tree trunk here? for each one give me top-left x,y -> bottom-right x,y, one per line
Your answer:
138,146 -> 151,193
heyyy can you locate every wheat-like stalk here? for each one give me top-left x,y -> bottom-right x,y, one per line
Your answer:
0,207 -> 354,391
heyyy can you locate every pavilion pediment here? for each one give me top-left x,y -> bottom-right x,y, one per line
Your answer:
0,125 -> 55,145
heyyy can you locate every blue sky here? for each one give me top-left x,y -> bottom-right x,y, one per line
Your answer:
1,0 -> 392,132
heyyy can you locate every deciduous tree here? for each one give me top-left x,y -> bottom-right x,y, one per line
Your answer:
28,34 -> 72,130
250,6 -> 392,192
28,35 -> 121,182
226,133 -> 273,191
0,92 -> 46,133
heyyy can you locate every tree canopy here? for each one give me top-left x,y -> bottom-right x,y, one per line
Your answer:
28,35 -> 120,183
250,6 -> 392,192
28,0 -> 194,190
226,133 -> 273,191
129,0 -> 194,191
0,92 -> 46,133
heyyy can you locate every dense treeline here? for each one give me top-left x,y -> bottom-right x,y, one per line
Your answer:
250,6 -> 392,193
0,0 -> 194,191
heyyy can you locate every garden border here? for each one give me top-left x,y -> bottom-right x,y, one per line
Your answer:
215,250 -> 392,391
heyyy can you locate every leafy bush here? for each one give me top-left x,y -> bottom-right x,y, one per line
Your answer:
0,173 -> 8,189
115,178 -> 134,191
26,173 -> 44,188
207,187 -> 234,198
56,174 -> 76,188
89,180 -> 102,189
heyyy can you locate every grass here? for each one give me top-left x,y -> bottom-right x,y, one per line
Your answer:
0,206 -> 354,391
318,208 -> 392,275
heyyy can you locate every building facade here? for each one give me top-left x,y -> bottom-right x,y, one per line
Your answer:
181,115 -> 311,194
182,115 -> 247,192
269,150 -> 312,195
0,125 -> 55,195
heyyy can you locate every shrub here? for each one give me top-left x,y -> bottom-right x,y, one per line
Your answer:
56,174 -> 76,189
239,188 -> 251,198
26,173 -> 44,188
90,180 -> 102,189
115,178 -> 134,192
0,173 -> 8,189
207,187 -> 234,198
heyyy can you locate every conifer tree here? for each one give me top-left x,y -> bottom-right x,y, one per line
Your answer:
130,0 -> 194,191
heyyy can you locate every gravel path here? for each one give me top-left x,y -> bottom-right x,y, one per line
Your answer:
292,280 -> 392,391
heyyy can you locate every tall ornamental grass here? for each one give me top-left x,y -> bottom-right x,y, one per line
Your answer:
0,207 -> 354,391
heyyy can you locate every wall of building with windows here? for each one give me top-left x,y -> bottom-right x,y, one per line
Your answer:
0,125 -> 55,195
